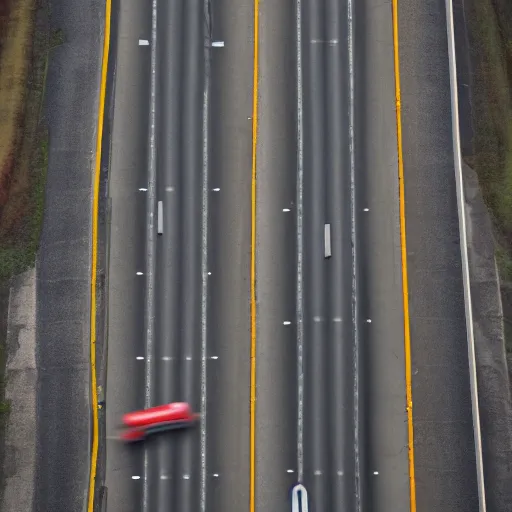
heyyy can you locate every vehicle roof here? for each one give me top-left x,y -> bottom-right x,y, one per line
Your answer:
122,402 -> 191,427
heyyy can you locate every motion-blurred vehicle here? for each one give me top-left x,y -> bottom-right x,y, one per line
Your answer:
120,402 -> 200,442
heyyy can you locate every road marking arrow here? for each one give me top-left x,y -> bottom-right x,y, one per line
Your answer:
291,484 -> 308,512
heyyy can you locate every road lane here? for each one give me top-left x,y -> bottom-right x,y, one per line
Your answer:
105,0 -> 150,509
174,1 -> 205,510
324,0 -> 355,510
297,0 -> 411,510
151,0 -> 183,509
301,1 -> 358,510
205,0 -> 253,509
301,1 -> 330,507
148,1 -> 206,511
255,0 -> 298,508
355,0 -> 410,509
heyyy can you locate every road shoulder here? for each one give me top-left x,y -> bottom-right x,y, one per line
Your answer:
34,0 -> 103,509
398,1 -> 479,510
358,0 -> 410,508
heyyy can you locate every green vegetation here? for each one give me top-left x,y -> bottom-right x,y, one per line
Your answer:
0,400 -> 10,415
466,0 -> 512,354
50,27 -> 64,48
0,133 -> 48,282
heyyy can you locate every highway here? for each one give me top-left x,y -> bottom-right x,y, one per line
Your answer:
294,0 -> 410,510
105,0 -> 412,510
106,0 -> 253,510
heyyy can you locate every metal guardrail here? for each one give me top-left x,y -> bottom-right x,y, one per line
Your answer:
444,1 -> 487,510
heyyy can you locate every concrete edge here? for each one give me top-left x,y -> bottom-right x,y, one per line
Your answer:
445,0 -> 487,509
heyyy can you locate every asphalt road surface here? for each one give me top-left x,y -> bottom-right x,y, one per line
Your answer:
398,1 -> 480,510
104,0 -> 150,509
105,0 -> 411,511
106,0 -> 253,510
206,0 -> 253,508
294,0 -> 409,510
34,0 -> 103,510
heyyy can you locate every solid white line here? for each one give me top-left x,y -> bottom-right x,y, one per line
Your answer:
142,0 -> 158,509
347,0 -> 361,510
295,0 -> 305,484
324,223 -> 332,258
444,1 -> 487,510
157,200 -> 163,234
200,3 -> 211,509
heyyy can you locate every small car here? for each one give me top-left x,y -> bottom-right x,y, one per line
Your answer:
120,402 -> 200,442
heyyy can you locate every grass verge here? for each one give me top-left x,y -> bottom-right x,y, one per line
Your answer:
0,0 -> 54,497
465,0 -> 512,356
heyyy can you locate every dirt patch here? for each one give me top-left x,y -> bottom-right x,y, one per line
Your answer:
464,0 -> 512,357
0,0 -> 35,230
0,0 -> 53,499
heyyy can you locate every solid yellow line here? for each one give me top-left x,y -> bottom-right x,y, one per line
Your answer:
87,0 -> 111,509
249,0 -> 259,510
391,1 -> 417,511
